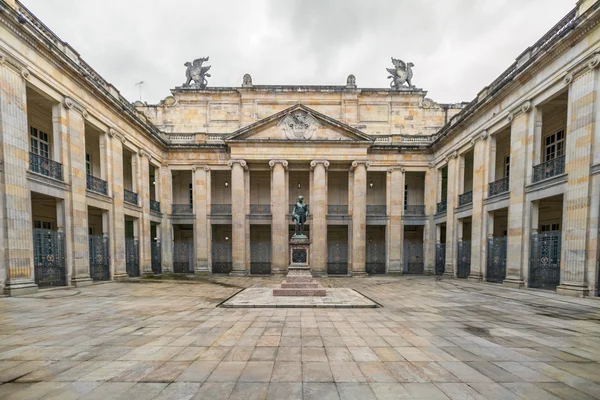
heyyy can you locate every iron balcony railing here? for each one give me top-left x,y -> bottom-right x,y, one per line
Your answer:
404,205 -> 425,216
29,152 -> 63,181
533,155 -> 565,183
488,176 -> 509,197
458,191 -> 473,207
86,174 -> 108,195
211,204 -> 232,215
328,205 -> 348,215
124,189 -> 138,205
366,205 -> 387,216
436,200 -> 447,214
172,204 -> 193,214
150,199 -> 161,213
249,204 -> 270,215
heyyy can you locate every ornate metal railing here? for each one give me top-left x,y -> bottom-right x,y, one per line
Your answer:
89,235 -> 110,281
173,241 -> 192,273
366,205 -> 387,216
458,191 -> 473,207
530,231 -> 561,290
457,240 -> 471,278
488,177 -> 509,197
404,240 -> 424,274
125,238 -> 139,277
435,243 -> 446,275
86,174 -> 108,195
328,205 -> 348,215
366,241 -> 386,274
211,204 -> 232,215
487,237 -> 507,283
151,241 -> 161,274
404,205 -> 425,216
250,204 -> 270,215
29,152 -> 63,181
533,156 -> 565,183
124,189 -> 138,205
33,229 -> 66,287
436,200 -> 447,214
150,199 -> 161,213
172,204 -> 193,214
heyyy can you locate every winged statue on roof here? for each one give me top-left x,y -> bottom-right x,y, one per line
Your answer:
183,57 -> 211,89
386,57 -> 414,89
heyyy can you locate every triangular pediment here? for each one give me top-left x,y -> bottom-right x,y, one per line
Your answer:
225,104 -> 373,143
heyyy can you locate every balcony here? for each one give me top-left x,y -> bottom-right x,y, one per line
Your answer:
533,156 -> 565,183
250,204 -> 270,215
328,205 -> 348,215
366,205 -> 387,216
404,205 -> 425,216
124,189 -> 138,205
29,152 -> 63,181
150,199 -> 161,213
488,176 -> 509,197
436,200 -> 447,214
86,174 -> 108,195
458,191 -> 473,207
172,204 -> 193,214
211,204 -> 232,215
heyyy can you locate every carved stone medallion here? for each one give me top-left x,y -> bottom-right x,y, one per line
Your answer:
278,111 -> 319,140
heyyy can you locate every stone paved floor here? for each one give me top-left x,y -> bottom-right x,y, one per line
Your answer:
222,287 -> 377,308
0,276 -> 599,400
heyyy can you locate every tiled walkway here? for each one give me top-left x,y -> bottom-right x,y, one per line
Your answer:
0,276 -> 599,399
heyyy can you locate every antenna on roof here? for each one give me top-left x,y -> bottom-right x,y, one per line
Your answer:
135,81 -> 144,101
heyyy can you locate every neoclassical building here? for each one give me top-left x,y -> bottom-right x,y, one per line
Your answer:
1,0 -> 599,297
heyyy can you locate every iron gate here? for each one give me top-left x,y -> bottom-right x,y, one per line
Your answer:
250,239 -> 271,275
457,240 -> 471,278
435,243 -> 446,275
173,241 -> 193,273
212,241 -> 232,273
366,241 -> 386,274
89,235 -> 110,281
530,231 -> 561,289
403,240 -> 424,274
33,229 -> 66,287
151,241 -> 161,274
328,240 -> 348,275
486,237 -> 507,283
125,238 -> 139,277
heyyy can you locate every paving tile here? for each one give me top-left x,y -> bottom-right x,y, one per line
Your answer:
337,382 -> 377,400
303,361 -> 334,382
190,382 -> 234,399
303,382 -> 340,400
175,360 -> 218,382
267,382 -> 302,400
206,361 -> 246,382
239,361 -> 274,382
357,362 -> 397,383
229,382 -> 269,400
330,361 -> 366,383
271,361 -> 302,382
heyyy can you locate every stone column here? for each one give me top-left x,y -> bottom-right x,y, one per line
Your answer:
469,132 -> 489,280
228,159 -> 248,276
160,165 -> 173,273
387,166 -> 404,274
557,65 -> 599,296
310,160 -> 329,276
269,159 -> 289,274
504,102 -> 532,288
109,129 -> 127,279
423,163 -> 437,274
139,150 -> 152,275
64,98 -> 93,287
0,62 -> 37,295
351,161 -> 369,275
194,165 -> 210,274
444,152 -> 458,277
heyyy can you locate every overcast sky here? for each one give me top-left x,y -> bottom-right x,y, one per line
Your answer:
23,0 -> 573,105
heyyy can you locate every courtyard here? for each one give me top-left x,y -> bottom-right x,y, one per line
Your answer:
0,277 -> 598,399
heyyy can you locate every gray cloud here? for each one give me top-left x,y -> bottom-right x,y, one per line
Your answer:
23,0 -> 573,104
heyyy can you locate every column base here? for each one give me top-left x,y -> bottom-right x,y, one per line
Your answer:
229,270 -> 248,277
113,273 -> 130,281
71,277 -> 94,287
556,283 -> 589,298
352,271 -> 368,277
442,271 -> 454,278
387,271 -> 403,276
270,268 -> 287,277
503,278 -> 525,289
311,271 -> 327,277
194,270 -> 210,275
467,273 -> 483,282
4,280 -> 38,296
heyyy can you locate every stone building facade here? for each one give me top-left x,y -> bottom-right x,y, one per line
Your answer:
1,0 -> 599,297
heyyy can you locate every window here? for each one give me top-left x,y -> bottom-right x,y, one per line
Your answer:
541,223 -> 560,232
34,220 -> 53,230
189,183 -> 193,205
504,155 -> 510,178
404,184 -> 408,211
30,126 -> 49,158
86,153 -> 92,176
545,130 -> 565,162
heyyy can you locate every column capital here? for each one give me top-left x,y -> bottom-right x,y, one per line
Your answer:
192,165 -> 210,172
350,160 -> 370,171
139,149 -> 152,160
387,165 -> 405,173
507,100 -> 532,122
445,151 -> 458,163
269,159 -> 288,170
428,161 -> 436,169
227,159 -> 248,170
64,96 -> 88,118
310,159 -> 330,170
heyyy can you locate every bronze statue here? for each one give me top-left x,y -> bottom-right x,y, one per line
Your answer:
292,195 -> 308,237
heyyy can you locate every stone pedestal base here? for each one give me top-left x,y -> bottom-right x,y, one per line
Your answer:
113,273 -> 130,281
4,280 -> 38,296
556,283 -> 589,297
467,273 -> 483,282
71,277 -> 94,287
229,270 -> 249,277
503,278 -> 525,289
273,266 -> 326,296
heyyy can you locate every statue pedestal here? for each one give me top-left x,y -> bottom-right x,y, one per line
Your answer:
273,236 -> 326,297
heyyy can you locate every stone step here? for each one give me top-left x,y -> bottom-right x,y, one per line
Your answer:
280,281 -> 320,288
272,287 -> 327,296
